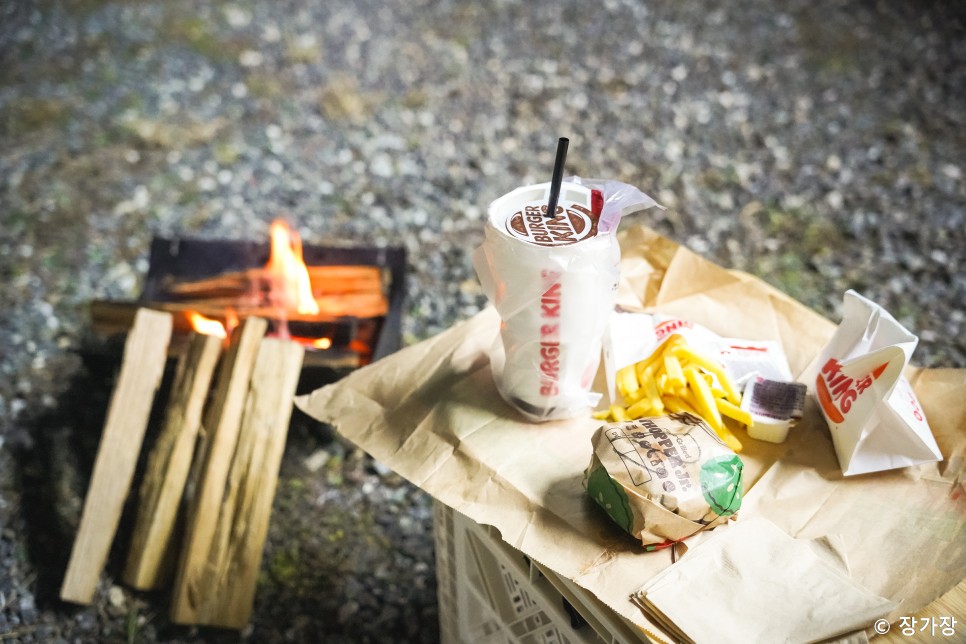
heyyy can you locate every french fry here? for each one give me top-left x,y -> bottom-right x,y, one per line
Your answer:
684,366 -> 743,451
716,397 -> 753,427
643,372 -> 664,415
634,360 -> 655,385
704,372 -> 727,399
683,366 -> 723,429
600,334 -> 746,453
664,353 -> 686,390
662,394 -> 698,416
616,364 -> 640,399
714,422 -> 743,453
679,388 -> 704,420
626,397 -> 653,418
634,334 -> 684,380
609,404 -> 630,422
672,345 -> 741,404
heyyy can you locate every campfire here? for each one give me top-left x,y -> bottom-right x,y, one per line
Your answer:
89,220 -> 405,371
59,223 -> 405,629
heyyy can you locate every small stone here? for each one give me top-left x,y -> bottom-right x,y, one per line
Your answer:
941,164 -> 961,180
238,50 -> 264,67
338,600 -> 359,624
304,449 -> 330,473
370,459 -> 392,477
108,585 -> 126,609
826,190 -> 844,209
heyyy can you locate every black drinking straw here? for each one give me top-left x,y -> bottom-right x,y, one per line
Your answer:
545,137 -> 569,218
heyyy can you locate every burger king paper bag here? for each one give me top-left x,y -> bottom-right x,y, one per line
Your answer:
815,290 -> 942,476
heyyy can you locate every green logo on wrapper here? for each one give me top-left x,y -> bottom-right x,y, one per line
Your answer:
586,460 -> 633,534
700,454 -> 743,517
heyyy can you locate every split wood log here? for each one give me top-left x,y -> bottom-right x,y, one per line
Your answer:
88,301 -> 366,370
60,308 -> 173,604
170,337 -> 304,628
177,317 -> 267,531
122,332 -> 223,590
162,291 -> 389,319
91,290 -> 388,331
168,316 -> 266,623
163,265 -> 385,299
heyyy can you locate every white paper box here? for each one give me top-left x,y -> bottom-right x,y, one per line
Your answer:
814,290 -> 943,476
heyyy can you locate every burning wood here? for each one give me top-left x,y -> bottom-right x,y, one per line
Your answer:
87,222 -> 404,370
153,221 -> 389,329
62,309 -> 306,628
165,264 -> 386,300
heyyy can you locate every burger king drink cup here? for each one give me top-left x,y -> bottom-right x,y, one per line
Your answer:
473,181 -> 622,422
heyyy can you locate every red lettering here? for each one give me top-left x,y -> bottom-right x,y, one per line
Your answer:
541,282 -> 561,317
906,389 -> 925,422
821,358 -> 841,377
540,345 -> 560,360
655,319 -> 692,339
818,357 -> 886,422
536,271 -> 563,398
830,375 -> 853,398
540,358 -> 559,379
839,389 -> 858,413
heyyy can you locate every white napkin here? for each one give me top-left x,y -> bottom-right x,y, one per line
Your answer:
633,518 -> 897,644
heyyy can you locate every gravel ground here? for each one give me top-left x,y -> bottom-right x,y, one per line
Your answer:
1,0 -> 963,642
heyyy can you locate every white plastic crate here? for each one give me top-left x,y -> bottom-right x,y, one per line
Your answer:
433,500 -> 657,644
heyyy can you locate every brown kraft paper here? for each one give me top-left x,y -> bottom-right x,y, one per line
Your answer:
296,224 -> 966,638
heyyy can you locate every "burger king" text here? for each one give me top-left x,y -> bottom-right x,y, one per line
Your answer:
539,270 -> 562,396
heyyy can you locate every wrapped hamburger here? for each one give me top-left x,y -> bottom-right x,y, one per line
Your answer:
584,414 -> 743,549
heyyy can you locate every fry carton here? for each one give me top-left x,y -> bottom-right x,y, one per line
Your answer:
815,290 -> 943,476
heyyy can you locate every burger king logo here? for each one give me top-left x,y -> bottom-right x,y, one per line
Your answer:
505,203 -> 598,246
815,357 -> 889,424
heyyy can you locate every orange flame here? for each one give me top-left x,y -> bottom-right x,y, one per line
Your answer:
224,308 -> 239,337
311,337 -> 333,350
186,311 -> 227,338
265,220 -> 319,315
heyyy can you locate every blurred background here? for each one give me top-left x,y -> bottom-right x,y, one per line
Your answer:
0,0 -> 963,642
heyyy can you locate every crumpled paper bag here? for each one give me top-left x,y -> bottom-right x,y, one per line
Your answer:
633,518 -> 897,644
814,290 -> 943,476
295,224 -> 966,637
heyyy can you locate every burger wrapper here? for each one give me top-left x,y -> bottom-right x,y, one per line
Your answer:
585,416 -> 743,547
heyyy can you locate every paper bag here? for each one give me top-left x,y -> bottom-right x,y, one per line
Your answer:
296,225 -> 966,637
815,290 -> 943,476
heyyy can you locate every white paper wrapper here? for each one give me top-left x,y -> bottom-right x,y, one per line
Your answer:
473,181 -> 621,421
